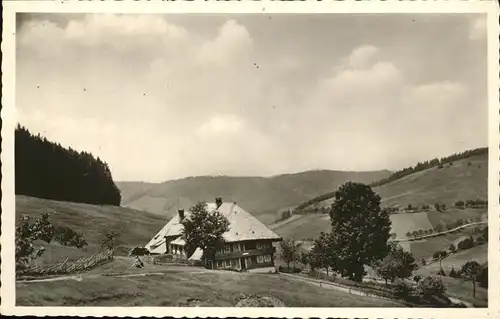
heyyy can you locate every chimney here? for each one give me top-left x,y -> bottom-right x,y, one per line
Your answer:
178,209 -> 185,221
215,197 -> 223,209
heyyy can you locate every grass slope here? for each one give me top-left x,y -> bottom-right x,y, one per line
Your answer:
117,170 -> 391,221
16,260 -> 403,307
16,195 -> 167,262
375,154 -> 487,208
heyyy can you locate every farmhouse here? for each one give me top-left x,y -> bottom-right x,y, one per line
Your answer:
145,197 -> 282,271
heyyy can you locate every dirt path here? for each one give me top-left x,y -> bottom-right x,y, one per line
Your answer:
280,273 -> 394,301
17,269 -> 212,284
281,272 -> 474,308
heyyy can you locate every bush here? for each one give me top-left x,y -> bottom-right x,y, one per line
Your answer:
449,244 -> 456,253
433,250 -> 448,260
457,236 -> 474,250
455,200 -> 465,208
413,275 -> 422,283
449,266 -> 458,278
129,247 -> 150,256
278,265 -> 301,273
394,280 -> 412,298
477,266 -> 488,288
438,267 -> 446,276
418,276 -> 446,298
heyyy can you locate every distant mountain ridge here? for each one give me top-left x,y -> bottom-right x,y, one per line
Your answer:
117,169 -> 392,222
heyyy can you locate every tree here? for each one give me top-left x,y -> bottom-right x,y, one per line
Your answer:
279,239 -> 295,268
418,276 -> 446,298
328,182 -> 391,282
15,125 -> 121,206
16,213 -> 55,271
435,224 -> 444,233
482,226 -> 488,241
449,266 -> 458,278
411,230 -> 419,239
457,236 -> 474,250
374,244 -> 417,284
477,266 -> 488,288
413,275 -> 422,284
421,258 -> 427,266
417,229 -> 424,237
181,202 -> 230,268
100,230 -> 120,251
449,244 -> 456,253
461,261 -> 482,298
405,231 -> 412,238
310,232 -> 336,275
455,200 -> 465,209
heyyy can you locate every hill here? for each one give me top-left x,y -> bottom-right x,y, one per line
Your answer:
293,148 -> 487,212
117,170 -> 392,223
270,148 -> 488,262
15,125 -> 121,205
16,195 -> 167,263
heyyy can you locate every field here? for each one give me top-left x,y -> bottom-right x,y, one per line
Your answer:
16,258 -> 403,307
374,155 -> 487,208
16,195 -> 167,262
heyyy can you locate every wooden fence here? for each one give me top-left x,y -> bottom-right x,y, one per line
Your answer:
18,249 -> 114,277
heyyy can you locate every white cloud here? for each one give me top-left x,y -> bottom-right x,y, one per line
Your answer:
345,45 -> 380,69
16,15 -> 487,181
469,16 -> 486,40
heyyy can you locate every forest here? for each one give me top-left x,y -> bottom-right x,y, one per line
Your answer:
15,124 -> 121,205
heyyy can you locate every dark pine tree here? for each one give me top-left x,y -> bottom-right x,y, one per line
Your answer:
15,124 -> 121,205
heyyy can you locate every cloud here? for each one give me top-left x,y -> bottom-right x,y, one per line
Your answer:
469,16 -> 486,40
345,45 -> 380,69
16,15 -> 487,181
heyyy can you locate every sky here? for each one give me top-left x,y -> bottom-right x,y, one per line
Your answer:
16,13 -> 488,182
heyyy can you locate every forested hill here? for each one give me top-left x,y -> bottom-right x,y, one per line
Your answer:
369,147 -> 488,187
15,125 -> 121,205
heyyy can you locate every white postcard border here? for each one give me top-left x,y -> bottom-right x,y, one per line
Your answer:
2,0 -> 499,317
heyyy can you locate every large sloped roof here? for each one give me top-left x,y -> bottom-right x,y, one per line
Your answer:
145,202 -> 281,251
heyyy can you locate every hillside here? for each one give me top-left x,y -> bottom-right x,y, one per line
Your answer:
294,149 -> 487,212
16,195 -> 167,263
15,125 -> 121,205
271,149 -> 488,262
117,170 -> 392,223
375,154 -> 487,208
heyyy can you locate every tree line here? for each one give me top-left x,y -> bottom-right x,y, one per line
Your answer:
15,125 -> 121,206
370,147 -> 487,188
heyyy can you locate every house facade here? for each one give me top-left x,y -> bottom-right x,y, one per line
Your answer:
145,197 -> 282,271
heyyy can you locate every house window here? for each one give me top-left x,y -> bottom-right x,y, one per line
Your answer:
224,259 -> 231,268
233,243 -> 240,251
245,242 -> 257,250
217,261 -> 223,268
257,254 -> 271,264
224,244 -> 232,253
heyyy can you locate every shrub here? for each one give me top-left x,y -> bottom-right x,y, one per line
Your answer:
421,258 -> 427,266
418,276 -> 446,298
433,251 -> 448,260
439,267 -> 446,276
278,265 -> 301,273
449,244 -> 456,253
457,236 -> 474,250
413,275 -> 422,283
406,231 -> 412,238
449,266 -> 458,278
477,266 -> 488,288
455,200 -> 465,208
394,280 -> 412,298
